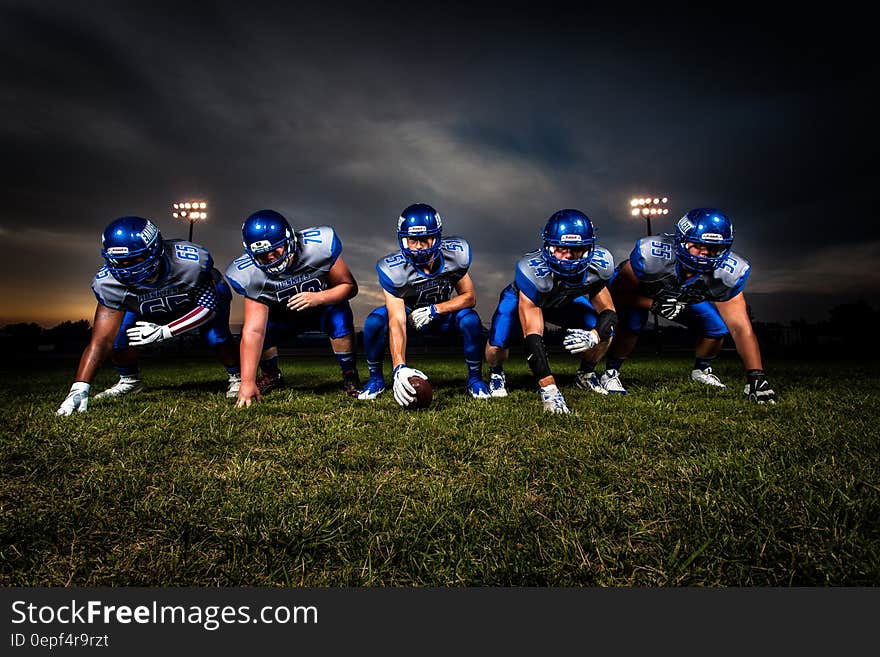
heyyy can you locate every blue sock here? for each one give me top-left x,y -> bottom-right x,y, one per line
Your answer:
465,359 -> 482,381
605,357 -> 625,372
694,356 -> 715,371
259,356 -> 281,377
334,351 -> 356,375
115,365 -> 140,377
225,365 -> 240,376
366,360 -> 384,380
489,364 -> 504,375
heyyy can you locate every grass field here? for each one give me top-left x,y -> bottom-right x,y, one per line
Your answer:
1,352 -> 879,586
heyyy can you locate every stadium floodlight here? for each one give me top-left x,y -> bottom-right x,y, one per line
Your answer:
629,195 -> 669,236
172,199 -> 208,242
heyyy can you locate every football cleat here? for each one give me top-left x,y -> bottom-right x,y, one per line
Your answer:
94,376 -> 144,400
691,367 -> 726,388
488,372 -> 508,398
599,369 -> 628,395
574,370 -> 608,395
467,377 -> 491,399
226,373 -> 242,398
357,375 -> 386,400
256,371 -> 284,395
342,370 -> 362,398
540,383 -> 570,414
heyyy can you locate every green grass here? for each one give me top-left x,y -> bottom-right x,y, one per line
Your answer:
1,353 -> 879,586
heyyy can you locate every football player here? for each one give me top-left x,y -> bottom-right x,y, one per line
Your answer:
357,203 -> 490,406
484,209 -> 617,413
601,208 -> 777,403
226,209 -> 360,407
55,216 -> 241,416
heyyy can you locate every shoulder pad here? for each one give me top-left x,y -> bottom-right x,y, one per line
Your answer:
440,236 -> 472,270
589,245 -> 615,281
296,226 -> 341,270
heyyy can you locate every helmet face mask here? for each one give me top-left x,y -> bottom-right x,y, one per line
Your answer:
675,209 -> 734,273
101,216 -> 165,285
242,209 -> 297,277
397,203 -> 442,267
541,209 -> 596,277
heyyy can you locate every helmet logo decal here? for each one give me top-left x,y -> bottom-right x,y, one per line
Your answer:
139,221 -> 158,244
677,217 -> 694,233
701,232 -> 724,242
249,239 -> 272,252
407,226 -> 427,235
560,234 -> 581,243
106,246 -> 130,256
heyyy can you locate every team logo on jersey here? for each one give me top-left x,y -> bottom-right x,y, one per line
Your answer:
105,246 -> 130,256
248,239 -> 272,252
560,234 -> 582,243
701,232 -> 724,242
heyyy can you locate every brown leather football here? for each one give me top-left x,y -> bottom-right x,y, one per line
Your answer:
406,376 -> 433,409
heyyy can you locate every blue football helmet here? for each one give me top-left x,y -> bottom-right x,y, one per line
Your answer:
675,208 -> 734,273
397,203 -> 442,266
101,216 -> 165,285
541,209 -> 596,277
242,209 -> 297,276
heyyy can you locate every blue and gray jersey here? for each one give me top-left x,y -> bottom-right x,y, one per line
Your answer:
628,235 -> 750,303
225,225 -> 342,307
513,245 -> 614,309
376,236 -> 472,309
91,239 -> 222,316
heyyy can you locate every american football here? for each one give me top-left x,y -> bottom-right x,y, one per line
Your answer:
406,376 -> 433,409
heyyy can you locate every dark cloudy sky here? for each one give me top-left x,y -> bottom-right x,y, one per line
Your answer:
1,1 -> 877,328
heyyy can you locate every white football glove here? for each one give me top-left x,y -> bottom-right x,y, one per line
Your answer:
56,382 -> 90,416
540,383 -> 570,414
126,321 -> 173,346
409,305 -> 438,330
651,297 -> 687,320
392,365 -> 428,407
563,328 -> 599,354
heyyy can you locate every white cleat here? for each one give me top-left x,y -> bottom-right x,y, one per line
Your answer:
488,372 -> 508,398
94,376 -> 144,400
574,370 -> 608,395
599,369 -> 628,395
540,384 -> 570,414
691,367 -> 726,388
226,373 -> 242,398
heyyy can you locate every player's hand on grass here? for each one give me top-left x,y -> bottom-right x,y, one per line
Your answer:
56,382 -> 90,416
744,369 -> 776,404
235,381 -> 262,408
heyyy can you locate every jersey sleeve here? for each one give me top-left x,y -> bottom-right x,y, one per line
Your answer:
225,254 -> 265,301
718,251 -> 751,300
376,257 -> 403,297
514,254 -> 553,306
590,245 -> 615,283
90,268 -> 126,309
298,226 -> 342,270
441,236 -> 472,272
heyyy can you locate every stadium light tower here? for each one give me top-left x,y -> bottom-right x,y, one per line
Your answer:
629,196 -> 669,236
172,199 -> 208,242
